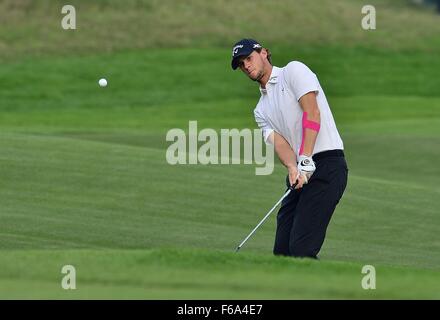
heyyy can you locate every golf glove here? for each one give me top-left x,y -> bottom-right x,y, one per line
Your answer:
297,155 -> 316,184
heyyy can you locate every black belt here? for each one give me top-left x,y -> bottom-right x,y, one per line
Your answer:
312,149 -> 344,162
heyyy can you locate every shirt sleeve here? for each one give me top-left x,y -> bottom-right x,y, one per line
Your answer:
284,61 -> 319,101
254,109 -> 274,145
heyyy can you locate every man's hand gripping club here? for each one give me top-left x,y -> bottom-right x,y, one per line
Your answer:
297,154 -> 316,184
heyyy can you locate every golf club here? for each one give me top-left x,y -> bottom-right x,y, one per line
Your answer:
235,182 -> 298,252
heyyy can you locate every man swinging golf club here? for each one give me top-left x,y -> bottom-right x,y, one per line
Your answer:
232,39 -> 348,259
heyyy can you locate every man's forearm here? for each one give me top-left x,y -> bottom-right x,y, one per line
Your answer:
301,112 -> 320,156
299,92 -> 321,156
271,131 -> 297,169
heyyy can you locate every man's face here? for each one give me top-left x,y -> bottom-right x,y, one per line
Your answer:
238,50 -> 265,81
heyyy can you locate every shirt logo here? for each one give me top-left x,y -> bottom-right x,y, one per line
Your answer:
268,76 -> 278,84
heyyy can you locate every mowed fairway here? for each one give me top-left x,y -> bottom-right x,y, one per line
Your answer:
0,0 -> 440,299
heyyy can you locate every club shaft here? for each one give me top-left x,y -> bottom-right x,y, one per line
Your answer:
236,188 -> 292,251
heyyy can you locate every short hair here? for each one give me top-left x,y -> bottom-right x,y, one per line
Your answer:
256,47 -> 272,65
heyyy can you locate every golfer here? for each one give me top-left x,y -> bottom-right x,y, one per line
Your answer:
231,39 -> 348,259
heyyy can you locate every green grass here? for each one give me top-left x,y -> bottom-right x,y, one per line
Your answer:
1,0 -> 440,60
2,45 -> 440,108
1,0 -> 440,299
0,248 -> 438,299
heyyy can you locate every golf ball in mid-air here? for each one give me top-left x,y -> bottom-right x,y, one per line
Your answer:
98,78 -> 107,87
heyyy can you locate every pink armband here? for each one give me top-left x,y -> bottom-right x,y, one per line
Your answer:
299,112 -> 320,155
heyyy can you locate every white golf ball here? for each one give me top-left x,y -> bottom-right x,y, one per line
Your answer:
98,78 -> 107,87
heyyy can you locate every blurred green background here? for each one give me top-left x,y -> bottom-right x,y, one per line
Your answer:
0,0 -> 439,299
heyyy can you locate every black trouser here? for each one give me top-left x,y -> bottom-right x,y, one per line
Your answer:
274,150 -> 348,259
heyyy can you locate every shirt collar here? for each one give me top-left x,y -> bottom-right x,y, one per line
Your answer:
259,66 -> 281,95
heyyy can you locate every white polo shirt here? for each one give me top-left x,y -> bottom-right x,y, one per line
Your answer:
254,61 -> 344,157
